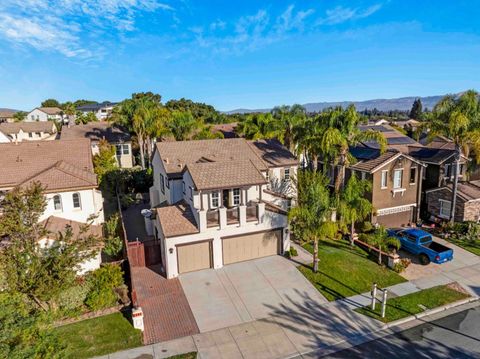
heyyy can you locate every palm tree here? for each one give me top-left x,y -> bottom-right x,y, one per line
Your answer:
338,174 -> 374,246
288,170 -> 337,272
364,226 -> 400,265
236,113 -> 280,140
271,104 -> 306,154
426,90 -> 480,222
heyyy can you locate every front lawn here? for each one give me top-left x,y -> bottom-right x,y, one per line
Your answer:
355,284 -> 470,323
298,239 -> 406,301
444,237 -> 480,256
55,312 -> 143,359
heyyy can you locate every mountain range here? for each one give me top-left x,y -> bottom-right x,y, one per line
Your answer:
226,95 -> 447,114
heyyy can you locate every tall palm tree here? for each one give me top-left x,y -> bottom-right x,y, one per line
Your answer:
289,171 -> 337,272
427,90 -> 480,222
236,113 -> 280,140
338,174 -> 374,246
271,104 -> 306,154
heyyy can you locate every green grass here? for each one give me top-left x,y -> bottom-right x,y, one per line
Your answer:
166,353 -> 197,359
355,284 -> 470,323
298,239 -> 406,301
444,237 -> 480,256
54,313 -> 143,359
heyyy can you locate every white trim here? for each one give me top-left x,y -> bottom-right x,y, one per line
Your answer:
370,153 -> 426,173
381,170 -> 388,189
439,199 -> 451,219
377,204 -> 416,216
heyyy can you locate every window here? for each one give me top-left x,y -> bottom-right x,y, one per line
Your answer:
35,132 -> 41,137
233,188 -> 240,205
166,178 -> 170,189
361,172 -> 366,181
182,181 -> 186,194
31,115 -> 34,120
190,187 -> 193,200
28,132 -> 33,138
381,170 -> 388,189
115,145 -> 122,156
439,199 -> 452,219
284,168 -> 290,181
72,193 -> 81,209
459,164 -> 465,177
122,144 -> 129,155
160,174 -> 165,194
444,164 -> 451,178
211,192 -> 219,208
393,169 -> 403,189
53,195 -> 62,211
409,167 -> 417,185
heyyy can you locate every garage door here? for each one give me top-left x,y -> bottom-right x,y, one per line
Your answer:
177,241 -> 212,274
222,230 -> 282,265
376,208 -> 412,228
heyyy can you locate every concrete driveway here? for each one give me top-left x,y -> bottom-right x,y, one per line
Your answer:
179,255 -> 328,333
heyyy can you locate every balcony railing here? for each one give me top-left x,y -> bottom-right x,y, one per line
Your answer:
206,209 -> 220,228
246,202 -> 258,222
226,207 -> 240,224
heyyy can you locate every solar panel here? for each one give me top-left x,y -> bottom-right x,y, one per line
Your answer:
359,125 -> 392,133
350,147 -> 379,160
387,136 -> 417,145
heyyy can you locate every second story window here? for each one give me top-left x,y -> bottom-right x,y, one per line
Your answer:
116,145 -> 122,156
211,192 -> 219,208
53,195 -> 62,211
160,174 -> 165,194
393,169 -> 403,189
182,181 -> 186,194
409,167 -> 417,185
284,168 -> 290,181
72,193 -> 81,209
233,188 -> 240,205
122,144 -> 129,155
381,170 -> 388,189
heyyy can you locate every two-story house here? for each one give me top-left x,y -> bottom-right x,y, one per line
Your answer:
76,102 -> 117,121
60,121 -> 133,168
0,139 -> 105,273
148,138 -> 297,279
0,121 -> 57,143
26,107 -> 64,122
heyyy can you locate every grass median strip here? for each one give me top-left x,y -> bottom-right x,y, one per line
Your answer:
355,283 -> 470,323
298,239 -> 406,301
55,312 -> 143,358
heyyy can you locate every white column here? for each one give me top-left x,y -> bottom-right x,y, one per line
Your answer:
239,205 -> 247,226
258,202 -> 265,223
219,207 -> 227,229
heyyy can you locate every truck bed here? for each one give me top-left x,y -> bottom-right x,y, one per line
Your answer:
422,241 -> 451,254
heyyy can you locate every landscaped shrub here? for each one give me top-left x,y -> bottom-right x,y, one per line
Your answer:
57,281 -> 91,312
85,264 -> 124,311
290,247 -> 298,257
359,221 -> 374,233
393,258 -> 411,273
103,215 -> 123,258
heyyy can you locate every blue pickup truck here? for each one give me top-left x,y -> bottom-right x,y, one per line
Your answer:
387,228 -> 453,265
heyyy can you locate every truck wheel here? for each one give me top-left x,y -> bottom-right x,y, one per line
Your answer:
419,254 -> 430,265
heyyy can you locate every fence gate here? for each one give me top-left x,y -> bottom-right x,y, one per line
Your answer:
143,239 -> 162,267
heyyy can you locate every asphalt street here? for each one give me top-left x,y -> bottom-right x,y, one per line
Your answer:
323,304 -> 480,358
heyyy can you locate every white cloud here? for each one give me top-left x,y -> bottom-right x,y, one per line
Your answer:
316,4 -> 382,26
0,0 -> 173,59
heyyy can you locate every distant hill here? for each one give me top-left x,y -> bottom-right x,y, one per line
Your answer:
0,108 -> 20,113
226,94 -> 447,114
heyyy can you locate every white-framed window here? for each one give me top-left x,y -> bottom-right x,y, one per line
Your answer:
284,168 -> 290,181
160,174 -> 165,194
53,194 -> 62,211
72,193 -> 81,209
409,167 -> 417,185
28,132 -> 33,138
393,169 -> 403,189
361,172 -> 366,181
211,192 -> 219,208
439,199 -> 452,219
233,188 -> 240,205
122,144 -> 129,155
115,145 -> 122,156
381,170 -> 388,189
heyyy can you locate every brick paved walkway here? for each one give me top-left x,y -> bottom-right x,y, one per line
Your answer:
131,266 -> 199,344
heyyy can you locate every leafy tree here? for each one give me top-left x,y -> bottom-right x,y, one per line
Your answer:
236,112 -> 280,140
73,99 -> 98,108
0,291 -> 65,358
363,226 -> 400,265
61,102 -> 76,116
168,111 -> 199,141
13,111 -> 27,122
271,104 -> 307,154
193,125 -> 225,140
288,171 -> 337,272
41,99 -> 60,108
0,183 -> 100,310
93,140 -> 118,185
75,111 -> 97,124
166,98 -> 222,123
426,90 -> 480,222
338,174 -> 374,245
84,264 -> 124,311
103,214 -> 123,258
409,98 -> 423,120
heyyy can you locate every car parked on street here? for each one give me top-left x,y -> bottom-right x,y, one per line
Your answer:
387,228 -> 453,265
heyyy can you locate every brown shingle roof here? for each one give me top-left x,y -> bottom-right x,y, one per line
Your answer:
248,139 -> 298,167
0,139 -> 96,191
40,216 -> 103,239
0,110 -> 16,118
350,147 -> 401,173
156,201 -> 199,238
0,121 -> 56,135
38,107 -> 62,115
60,121 -> 131,143
187,160 -> 267,191
155,138 -> 268,177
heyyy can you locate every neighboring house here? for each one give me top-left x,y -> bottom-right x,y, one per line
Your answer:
0,139 -> 104,273
326,146 -> 426,228
26,107 -> 64,122
148,138 -> 297,279
60,121 -> 133,168
0,109 -> 17,123
359,124 -> 420,154
211,123 -> 238,138
426,181 -> 480,222
0,121 -> 57,143
76,102 -> 117,121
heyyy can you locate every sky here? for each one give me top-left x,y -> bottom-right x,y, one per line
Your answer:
0,0 -> 479,111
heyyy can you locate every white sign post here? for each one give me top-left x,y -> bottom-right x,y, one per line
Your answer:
132,307 -> 144,332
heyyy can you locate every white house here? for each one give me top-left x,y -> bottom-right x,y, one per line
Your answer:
26,107 -> 64,122
0,121 -> 57,143
60,121 -> 133,168
148,138 -> 298,279
76,102 -> 117,121
0,139 -> 105,273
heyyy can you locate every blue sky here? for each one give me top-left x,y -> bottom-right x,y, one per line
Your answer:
0,0 -> 479,111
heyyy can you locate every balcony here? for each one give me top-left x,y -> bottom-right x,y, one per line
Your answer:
246,202 -> 258,222
206,209 -> 220,228
226,207 -> 240,224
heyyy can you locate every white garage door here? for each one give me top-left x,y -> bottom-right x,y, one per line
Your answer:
222,230 -> 282,265
177,240 -> 212,274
